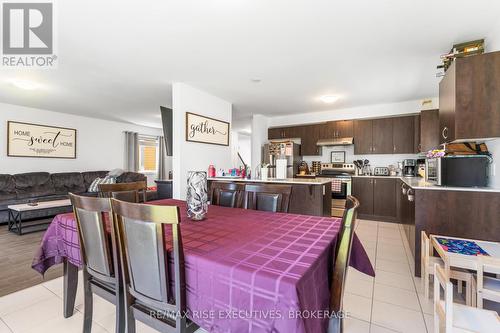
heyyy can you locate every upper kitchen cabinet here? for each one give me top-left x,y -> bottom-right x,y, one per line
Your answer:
301,124 -> 323,156
419,109 -> 440,152
334,120 -> 354,138
372,118 -> 393,154
392,116 -> 415,154
354,119 -> 373,154
439,51 -> 500,142
267,126 -> 302,140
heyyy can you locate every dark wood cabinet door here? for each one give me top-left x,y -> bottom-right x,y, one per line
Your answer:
420,109 -> 440,152
392,116 -> 414,154
268,128 -> 282,140
336,120 -> 354,138
354,120 -> 373,154
373,178 -> 397,218
439,62 -> 456,143
352,177 -> 374,216
318,123 -> 332,140
301,124 -> 322,156
283,126 -> 302,139
372,118 -> 393,154
414,115 -> 421,153
455,52 -> 500,140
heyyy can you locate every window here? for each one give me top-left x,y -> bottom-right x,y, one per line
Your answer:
138,136 -> 159,173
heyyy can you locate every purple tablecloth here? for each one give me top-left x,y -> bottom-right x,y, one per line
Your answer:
33,199 -> 374,333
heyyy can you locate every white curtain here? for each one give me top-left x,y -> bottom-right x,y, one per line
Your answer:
124,131 -> 139,172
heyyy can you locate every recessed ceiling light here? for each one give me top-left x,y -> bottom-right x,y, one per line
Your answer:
251,78 -> 262,83
8,79 -> 40,90
319,95 -> 339,104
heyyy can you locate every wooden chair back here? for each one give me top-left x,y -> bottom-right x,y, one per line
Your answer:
243,184 -> 292,213
476,256 -> 500,308
434,264 -> 454,333
421,231 -> 431,277
210,181 -> 245,208
111,199 -> 197,332
69,193 -> 117,283
329,195 -> 360,333
98,181 -> 147,203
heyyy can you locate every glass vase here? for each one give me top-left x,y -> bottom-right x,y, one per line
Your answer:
186,171 -> 208,221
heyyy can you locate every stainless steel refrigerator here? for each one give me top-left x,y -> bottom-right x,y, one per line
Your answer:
262,142 -> 301,178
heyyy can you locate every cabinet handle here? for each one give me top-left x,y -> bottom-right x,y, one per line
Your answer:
393,145 -> 396,152
374,179 -> 377,184
442,127 -> 448,140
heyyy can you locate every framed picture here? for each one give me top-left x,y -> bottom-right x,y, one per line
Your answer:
185,112 -> 230,146
7,121 -> 77,159
331,151 -> 346,163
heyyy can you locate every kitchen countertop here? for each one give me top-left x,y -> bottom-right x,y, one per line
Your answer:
352,175 -> 500,193
208,177 -> 334,185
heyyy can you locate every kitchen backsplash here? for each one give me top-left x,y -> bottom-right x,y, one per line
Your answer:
301,145 -> 419,168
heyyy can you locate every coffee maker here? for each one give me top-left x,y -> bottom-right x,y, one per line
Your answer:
402,159 -> 417,177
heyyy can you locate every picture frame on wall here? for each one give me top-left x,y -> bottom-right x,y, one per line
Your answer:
331,151 -> 346,163
185,112 -> 230,146
7,121 -> 77,159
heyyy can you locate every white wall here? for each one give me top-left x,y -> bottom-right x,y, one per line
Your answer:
172,83 -> 232,199
487,20 -> 500,187
0,102 -> 163,175
230,131 -> 251,168
251,114 -> 269,172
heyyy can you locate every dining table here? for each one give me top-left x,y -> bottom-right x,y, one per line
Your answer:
32,199 -> 374,333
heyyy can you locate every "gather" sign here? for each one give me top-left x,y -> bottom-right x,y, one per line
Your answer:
185,112 -> 230,146
7,121 -> 77,158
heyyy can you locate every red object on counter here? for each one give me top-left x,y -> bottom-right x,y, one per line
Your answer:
208,165 -> 216,177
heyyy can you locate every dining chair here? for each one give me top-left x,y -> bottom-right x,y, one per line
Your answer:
111,199 -> 199,333
210,181 -> 245,208
69,193 -> 125,333
98,181 -> 147,203
433,264 -> 500,333
475,256 -> 500,309
243,184 -> 292,213
329,195 -> 360,333
421,231 -> 475,306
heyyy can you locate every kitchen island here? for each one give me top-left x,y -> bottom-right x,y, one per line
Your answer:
208,177 -> 333,217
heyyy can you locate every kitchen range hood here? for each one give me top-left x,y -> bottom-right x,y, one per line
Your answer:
316,137 -> 354,146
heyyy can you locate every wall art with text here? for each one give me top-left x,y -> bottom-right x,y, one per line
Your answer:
185,112 -> 230,146
7,121 -> 77,158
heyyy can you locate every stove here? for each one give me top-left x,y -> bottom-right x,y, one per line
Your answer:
317,163 -> 355,218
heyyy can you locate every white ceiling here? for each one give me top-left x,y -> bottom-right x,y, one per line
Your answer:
1,0 -> 500,131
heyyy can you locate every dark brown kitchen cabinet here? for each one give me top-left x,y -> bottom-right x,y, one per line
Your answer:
352,177 -> 374,216
352,177 -> 397,221
268,126 -> 302,140
330,120 -> 354,138
300,124 -> 322,156
414,115 -> 421,153
354,120 -> 373,154
419,109 -> 440,152
372,118 -> 393,154
439,51 -> 500,142
373,178 -> 397,219
268,128 -> 282,140
392,116 -> 414,154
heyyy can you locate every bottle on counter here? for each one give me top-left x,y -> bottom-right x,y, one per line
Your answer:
208,164 -> 216,178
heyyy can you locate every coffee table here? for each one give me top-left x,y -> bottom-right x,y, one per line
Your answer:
8,199 -> 72,235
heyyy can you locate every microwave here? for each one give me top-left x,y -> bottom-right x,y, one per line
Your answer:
425,156 -> 490,187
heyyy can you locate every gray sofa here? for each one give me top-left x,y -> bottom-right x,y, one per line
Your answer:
0,171 -> 151,224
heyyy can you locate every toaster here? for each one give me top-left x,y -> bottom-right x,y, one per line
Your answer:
373,167 -> 389,176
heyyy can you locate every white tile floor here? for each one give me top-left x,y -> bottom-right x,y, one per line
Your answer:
0,219 -> 446,333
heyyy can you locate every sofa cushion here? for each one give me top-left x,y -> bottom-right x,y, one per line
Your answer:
82,171 -> 108,189
0,174 -> 17,201
51,173 -> 86,195
117,172 -> 147,183
13,172 -> 56,199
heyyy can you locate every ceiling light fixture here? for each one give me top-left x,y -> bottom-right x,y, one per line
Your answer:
251,78 -> 262,83
319,95 -> 339,104
8,79 -> 40,90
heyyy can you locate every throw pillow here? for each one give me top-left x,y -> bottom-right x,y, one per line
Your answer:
107,168 -> 125,177
88,175 -> 116,192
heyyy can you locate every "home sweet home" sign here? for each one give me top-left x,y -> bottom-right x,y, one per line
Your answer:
7,121 -> 77,158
